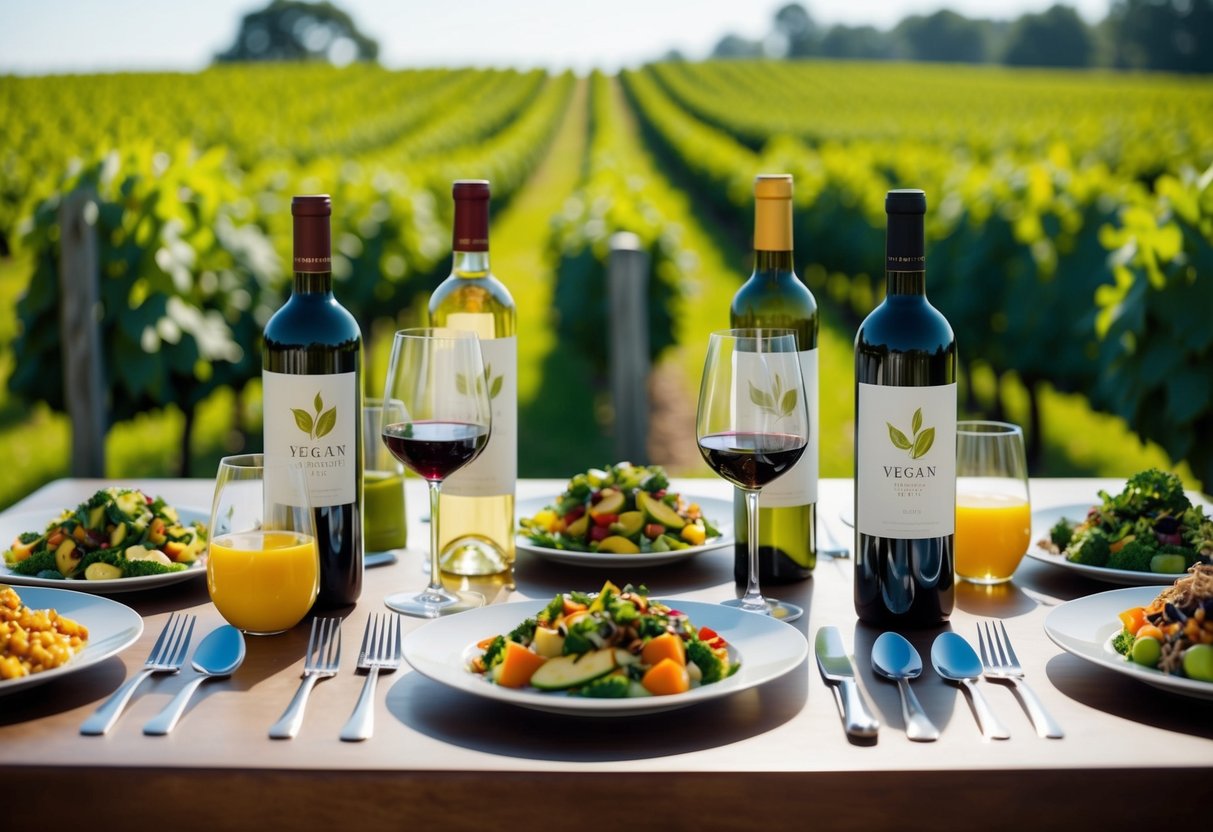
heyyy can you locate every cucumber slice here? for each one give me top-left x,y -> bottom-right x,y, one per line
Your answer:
529,648 -> 623,690
637,491 -> 686,530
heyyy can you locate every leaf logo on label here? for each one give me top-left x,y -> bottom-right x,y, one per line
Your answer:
749,374 -> 797,420
293,392 -> 337,440
888,408 -> 934,459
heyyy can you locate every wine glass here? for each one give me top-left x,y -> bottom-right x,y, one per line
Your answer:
955,421 -> 1031,584
207,454 -> 319,636
380,328 -> 492,617
696,328 -> 808,622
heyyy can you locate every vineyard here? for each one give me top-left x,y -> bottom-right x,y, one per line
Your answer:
0,59 -> 1210,507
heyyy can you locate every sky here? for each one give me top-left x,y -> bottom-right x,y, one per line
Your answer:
0,0 -> 1114,75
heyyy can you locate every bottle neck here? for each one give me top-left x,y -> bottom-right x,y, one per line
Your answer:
754,250 -> 794,274
293,208 -> 332,295
885,270 -> 926,296
885,211 -> 926,297
293,271 -> 333,294
452,250 -> 490,278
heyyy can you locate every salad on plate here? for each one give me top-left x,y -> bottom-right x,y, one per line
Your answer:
518,462 -> 721,555
1039,469 -> 1212,575
3,487 -> 207,582
1111,563 -> 1213,683
470,580 -> 739,698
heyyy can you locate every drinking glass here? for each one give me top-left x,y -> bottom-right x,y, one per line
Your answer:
363,397 -> 408,553
380,328 -> 492,617
955,421 -> 1031,585
696,328 -> 808,622
207,453 -> 319,636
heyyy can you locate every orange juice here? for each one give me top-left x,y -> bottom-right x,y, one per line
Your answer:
955,493 -> 1030,584
207,530 -> 319,634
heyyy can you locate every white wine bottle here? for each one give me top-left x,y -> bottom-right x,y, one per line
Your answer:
262,194 -> 363,608
854,188 -> 957,626
428,180 -> 516,576
729,174 -> 819,584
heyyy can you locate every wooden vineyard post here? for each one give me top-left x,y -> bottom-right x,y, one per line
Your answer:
58,188 -> 107,477
607,232 -> 650,465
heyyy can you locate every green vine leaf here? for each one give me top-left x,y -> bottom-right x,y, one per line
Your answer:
911,407 -> 923,435
887,423 -> 912,450
314,392 -> 324,414
911,427 -> 935,459
489,375 -> 503,400
455,374 -> 468,395
749,382 -> 774,410
292,408 -> 314,437
780,389 -> 797,417
314,407 -> 337,439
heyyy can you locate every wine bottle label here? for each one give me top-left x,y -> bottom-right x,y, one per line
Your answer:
263,370 -> 357,508
730,347 -> 815,507
856,381 -> 956,539
442,318 -> 516,497
760,349 -> 818,508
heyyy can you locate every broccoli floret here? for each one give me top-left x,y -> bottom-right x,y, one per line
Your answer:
119,559 -> 185,578
577,673 -> 630,698
562,617 -> 600,655
507,617 -> 537,646
608,598 -> 639,626
1102,469 -> 1191,516
481,636 -> 507,670
641,470 -> 670,493
1049,518 -> 1075,550
9,548 -> 57,576
637,615 -> 668,639
85,490 -> 111,510
17,530 -> 41,545
1107,539 -> 1158,572
538,594 -> 564,625
687,639 -> 730,684
1112,629 -> 1136,656
1067,528 -> 1111,567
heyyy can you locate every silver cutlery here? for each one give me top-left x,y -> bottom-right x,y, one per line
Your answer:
269,617 -> 342,739
144,625 -> 246,736
80,612 -> 196,736
977,620 -> 1064,739
340,613 -> 402,742
815,626 -> 879,738
931,631 -> 1010,740
872,631 -> 939,742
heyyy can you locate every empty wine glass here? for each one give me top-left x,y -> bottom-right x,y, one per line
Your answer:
380,328 -> 492,617
696,328 -> 808,622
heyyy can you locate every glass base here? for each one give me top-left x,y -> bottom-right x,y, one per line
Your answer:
958,573 -> 1014,586
439,538 -> 512,577
722,597 -> 803,623
384,587 -> 485,619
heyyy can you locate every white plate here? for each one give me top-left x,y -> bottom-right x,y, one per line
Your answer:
1044,585 -> 1213,700
0,508 -> 208,594
402,598 -> 807,716
515,495 -> 733,568
0,586 -> 144,696
1024,504 -> 1183,586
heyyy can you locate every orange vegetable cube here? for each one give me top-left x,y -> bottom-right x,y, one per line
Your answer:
641,632 -> 686,667
494,641 -> 547,688
642,658 -> 691,696
1135,623 -> 1164,642
1118,606 -> 1146,635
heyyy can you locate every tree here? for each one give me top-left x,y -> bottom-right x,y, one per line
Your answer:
1004,5 -> 1095,67
711,34 -> 765,59
1105,0 -> 1213,73
819,25 -> 894,60
215,0 -> 379,65
773,3 -> 820,57
894,10 -> 994,63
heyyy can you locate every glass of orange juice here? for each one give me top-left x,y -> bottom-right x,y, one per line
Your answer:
207,454 -> 319,635
956,421 -> 1031,585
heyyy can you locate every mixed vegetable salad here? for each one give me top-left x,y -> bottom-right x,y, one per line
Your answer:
1112,564 -> 1213,683
518,462 -> 721,554
3,487 -> 207,581
1042,469 -> 1213,574
469,581 -> 739,697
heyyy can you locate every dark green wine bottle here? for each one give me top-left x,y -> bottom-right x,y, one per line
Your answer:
729,174 -> 819,585
262,195 -> 364,608
854,188 -> 956,627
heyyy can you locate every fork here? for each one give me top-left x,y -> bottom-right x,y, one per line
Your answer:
80,612 -> 196,736
339,613 -> 402,742
977,621 -> 1065,739
268,617 -> 342,739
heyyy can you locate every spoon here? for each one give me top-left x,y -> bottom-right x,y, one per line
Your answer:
144,625 -> 246,736
871,631 -> 939,742
931,631 -> 1011,740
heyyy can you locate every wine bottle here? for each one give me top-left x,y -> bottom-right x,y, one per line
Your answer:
262,194 -> 363,608
729,174 -> 819,585
428,180 -> 516,576
854,188 -> 957,627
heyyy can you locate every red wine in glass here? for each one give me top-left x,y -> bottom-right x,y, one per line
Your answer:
697,432 -> 806,489
382,421 -> 489,482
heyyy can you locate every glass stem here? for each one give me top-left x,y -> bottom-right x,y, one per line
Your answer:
741,488 -> 766,610
427,480 -> 444,592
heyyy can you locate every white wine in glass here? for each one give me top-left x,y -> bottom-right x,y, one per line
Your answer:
696,329 -> 808,622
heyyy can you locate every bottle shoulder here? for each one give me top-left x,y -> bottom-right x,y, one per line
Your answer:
430,273 -> 517,335
730,271 -> 818,344
856,296 -> 954,353
264,294 -> 363,347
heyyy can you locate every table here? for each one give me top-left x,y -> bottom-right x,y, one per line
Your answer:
2,477 -> 1209,830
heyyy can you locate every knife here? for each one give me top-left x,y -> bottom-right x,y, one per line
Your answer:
815,626 -> 880,739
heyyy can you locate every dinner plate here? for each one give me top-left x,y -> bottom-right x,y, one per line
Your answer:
515,495 -> 733,568
0,586 -> 144,696
0,507 -> 209,594
402,598 -> 808,716
1024,504 -> 1180,586
1044,585 -> 1213,700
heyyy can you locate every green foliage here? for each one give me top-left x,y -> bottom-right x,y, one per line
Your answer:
214,0 -> 380,64
1067,528 -> 1111,567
